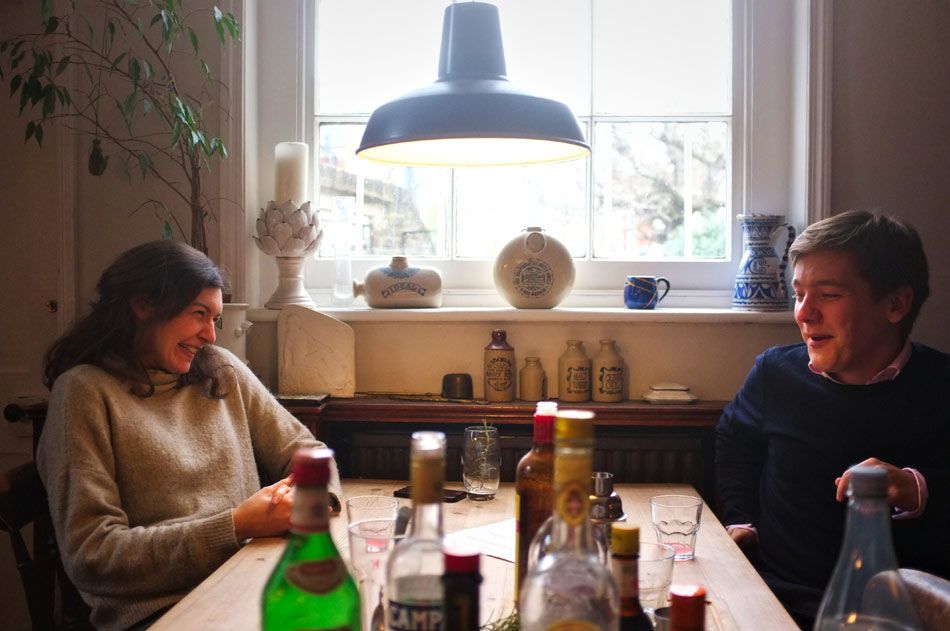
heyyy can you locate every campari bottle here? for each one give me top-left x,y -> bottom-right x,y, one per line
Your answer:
261,448 -> 360,631
387,431 -> 447,630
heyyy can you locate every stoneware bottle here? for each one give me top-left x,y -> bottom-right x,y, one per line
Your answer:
558,340 -> 591,402
484,329 -> 516,402
352,256 -> 442,308
493,227 -> 576,309
519,357 -> 547,402
592,339 -> 624,402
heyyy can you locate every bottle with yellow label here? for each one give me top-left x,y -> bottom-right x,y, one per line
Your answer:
519,410 -> 619,630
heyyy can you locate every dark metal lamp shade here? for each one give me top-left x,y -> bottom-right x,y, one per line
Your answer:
356,2 -> 590,167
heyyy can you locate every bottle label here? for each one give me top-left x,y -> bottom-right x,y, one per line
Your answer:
486,356 -> 513,392
388,600 -> 444,630
411,455 -> 443,504
285,558 -> 346,595
598,366 -> 623,394
291,488 -> 329,533
565,366 -> 590,393
555,453 -> 592,527
545,621 -> 599,631
611,557 -> 640,598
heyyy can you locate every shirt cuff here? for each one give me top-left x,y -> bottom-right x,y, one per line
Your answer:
893,468 -> 927,520
726,523 -> 758,536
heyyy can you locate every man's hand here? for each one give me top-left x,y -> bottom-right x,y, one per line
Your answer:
835,457 -> 919,510
728,527 -> 758,559
232,476 -> 295,541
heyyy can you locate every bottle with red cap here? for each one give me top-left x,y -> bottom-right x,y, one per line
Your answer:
261,448 -> 360,631
669,583 -> 706,631
610,524 -> 653,631
514,400 -> 556,598
442,548 -> 481,631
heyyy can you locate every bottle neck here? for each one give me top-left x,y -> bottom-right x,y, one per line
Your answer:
410,454 -> 444,539
552,444 -> 596,553
841,494 -> 899,569
290,484 -> 330,534
533,415 -> 554,445
410,501 -> 443,539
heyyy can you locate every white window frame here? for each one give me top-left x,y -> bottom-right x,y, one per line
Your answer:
241,0 -> 832,310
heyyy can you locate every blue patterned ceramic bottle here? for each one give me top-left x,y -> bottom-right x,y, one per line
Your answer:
732,214 -> 796,312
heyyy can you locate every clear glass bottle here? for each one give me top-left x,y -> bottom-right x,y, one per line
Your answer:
484,329 -> 515,402
592,339 -> 624,402
813,466 -> 922,631
558,340 -> 591,402
262,448 -> 360,631
515,401 -> 557,599
442,548 -> 481,631
520,410 -> 619,630
331,196 -> 355,306
387,432 -> 446,631
610,524 -> 653,631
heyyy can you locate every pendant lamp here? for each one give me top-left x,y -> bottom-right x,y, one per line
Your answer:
356,1 -> 590,167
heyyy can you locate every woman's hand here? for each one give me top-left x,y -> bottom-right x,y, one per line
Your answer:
232,476 -> 295,541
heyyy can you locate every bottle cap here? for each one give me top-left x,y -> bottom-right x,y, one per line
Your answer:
555,409 -> 595,441
291,448 -> 335,486
610,523 -> 639,555
443,547 -> 480,574
849,465 -> 888,498
591,471 -> 614,497
669,583 -> 706,630
535,401 -> 558,417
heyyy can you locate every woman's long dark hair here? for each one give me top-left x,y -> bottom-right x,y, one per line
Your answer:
44,240 -> 230,397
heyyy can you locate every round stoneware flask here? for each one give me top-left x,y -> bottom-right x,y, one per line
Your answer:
353,256 -> 442,308
493,227 -> 575,309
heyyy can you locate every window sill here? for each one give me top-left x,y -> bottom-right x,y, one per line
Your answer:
248,305 -> 794,325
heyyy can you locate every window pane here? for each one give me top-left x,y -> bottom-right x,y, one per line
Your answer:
494,0 -> 590,116
593,121 -> 728,259
593,0 -> 731,115
317,0 -> 445,114
318,123 -> 450,257
455,159 -> 588,259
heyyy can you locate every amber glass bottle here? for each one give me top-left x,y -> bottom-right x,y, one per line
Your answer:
610,524 -> 653,631
514,401 -> 557,599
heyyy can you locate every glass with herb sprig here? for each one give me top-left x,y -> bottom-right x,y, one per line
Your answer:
462,421 -> 500,500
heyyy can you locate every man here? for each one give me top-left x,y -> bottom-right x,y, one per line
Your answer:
716,210 -> 949,627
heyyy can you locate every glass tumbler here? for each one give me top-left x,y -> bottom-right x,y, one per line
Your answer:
461,425 -> 500,500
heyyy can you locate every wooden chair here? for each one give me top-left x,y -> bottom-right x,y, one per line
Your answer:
900,568 -> 950,631
0,461 -> 91,630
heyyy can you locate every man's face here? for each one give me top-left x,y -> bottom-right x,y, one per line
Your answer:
792,250 -> 909,385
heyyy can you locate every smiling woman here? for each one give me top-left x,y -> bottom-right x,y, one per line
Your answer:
36,241 -> 342,631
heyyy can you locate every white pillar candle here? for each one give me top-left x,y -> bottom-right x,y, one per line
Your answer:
274,141 -> 309,205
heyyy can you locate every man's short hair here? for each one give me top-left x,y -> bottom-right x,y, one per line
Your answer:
788,210 -> 929,339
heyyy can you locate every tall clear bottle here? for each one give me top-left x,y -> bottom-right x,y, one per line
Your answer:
262,448 -> 360,631
515,401 -> 557,599
387,432 -> 446,631
520,410 -> 619,630
813,466 -> 922,631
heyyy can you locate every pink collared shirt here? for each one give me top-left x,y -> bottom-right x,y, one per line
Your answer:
727,341 -> 928,537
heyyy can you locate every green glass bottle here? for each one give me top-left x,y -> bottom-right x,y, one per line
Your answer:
262,448 -> 360,631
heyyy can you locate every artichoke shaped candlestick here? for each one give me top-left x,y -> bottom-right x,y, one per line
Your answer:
253,200 -> 323,309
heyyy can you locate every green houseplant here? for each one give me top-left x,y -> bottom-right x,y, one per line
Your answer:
0,0 -> 239,254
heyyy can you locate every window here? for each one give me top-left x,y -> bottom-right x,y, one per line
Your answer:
312,0 -> 736,297
250,0 -> 819,306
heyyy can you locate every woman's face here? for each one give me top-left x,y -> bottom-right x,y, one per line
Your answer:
136,287 -> 223,374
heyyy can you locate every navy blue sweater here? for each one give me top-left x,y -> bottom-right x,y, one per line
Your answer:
716,343 -> 950,619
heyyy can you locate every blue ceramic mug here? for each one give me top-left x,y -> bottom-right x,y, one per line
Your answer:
624,276 -> 671,309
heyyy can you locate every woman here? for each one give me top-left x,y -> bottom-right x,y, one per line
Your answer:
38,241 -> 340,630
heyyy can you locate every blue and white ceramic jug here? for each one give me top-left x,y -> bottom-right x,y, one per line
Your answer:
732,214 -> 796,311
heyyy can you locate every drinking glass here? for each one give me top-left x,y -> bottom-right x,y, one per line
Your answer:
347,518 -> 404,631
638,542 -> 676,614
650,495 -> 703,560
462,425 -> 500,500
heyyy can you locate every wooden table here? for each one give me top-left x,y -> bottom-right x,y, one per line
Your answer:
151,481 -> 796,630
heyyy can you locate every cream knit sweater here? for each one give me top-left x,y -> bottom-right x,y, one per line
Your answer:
37,346 -> 337,630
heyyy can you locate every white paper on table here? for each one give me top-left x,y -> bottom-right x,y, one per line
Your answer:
445,518 -> 516,563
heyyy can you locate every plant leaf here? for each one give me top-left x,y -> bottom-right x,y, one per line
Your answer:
41,0 -> 51,22
106,20 -> 116,49
200,59 -> 211,84
35,123 -> 43,145
44,16 -> 60,34
138,152 -> 152,177
25,121 -> 35,142
142,97 -> 152,113
187,27 -> 199,54
42,90 -> 55,116
9,74 -> 22,97
55,55 -> 70,76
171,121 -> 182,147
129,56 -> 140,85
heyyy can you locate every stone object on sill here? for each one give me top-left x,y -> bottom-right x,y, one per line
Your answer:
277,305 -> 355,397
642,382 -> 699,404
352,256 -> 442,308
493,226 -> 575,309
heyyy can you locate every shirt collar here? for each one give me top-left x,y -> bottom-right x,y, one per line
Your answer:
809,340 -> 911,385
